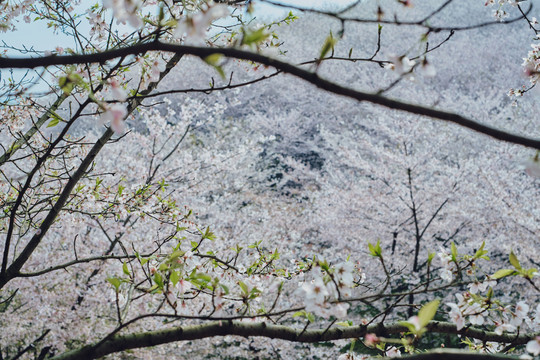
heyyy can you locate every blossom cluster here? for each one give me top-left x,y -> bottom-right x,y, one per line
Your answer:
448,291 -> 540,338
298,260 -> 361,319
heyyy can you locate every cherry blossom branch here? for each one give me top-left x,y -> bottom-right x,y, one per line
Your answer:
0,93 -> 68,166
303,28 -> 454,69
517,3 -> 540,34
258,0 -> 532,31
15,254 -> 150,278
0,53 -> 184,290
1,42 -> 539,149
128,70 -> 281,99
1,96 -> 95,277
49,320 -> 540,360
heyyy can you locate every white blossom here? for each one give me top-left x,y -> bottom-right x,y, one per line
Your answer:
527,337 -> 540,356
174,4 -> 229,40
385,346 -> 402,358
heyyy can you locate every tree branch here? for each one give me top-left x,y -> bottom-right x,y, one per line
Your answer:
0,53 -> 184,289
49,320 -> 539,360
1,42 -> 538,149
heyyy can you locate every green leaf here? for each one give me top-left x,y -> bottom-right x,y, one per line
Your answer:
204,54 -> 222,66
202,227 -> 216,241
368,240 -> 382,257
292,309 -> 314,322
527,268 -> 538,278
122,262 -> 130,276
192,272 -> 212,282
169,250 -> 184,261
398,320 -> 417,333
474,241 -> 487,259
107,277 -> 121,291
203,54 -> 226,80
451,242 -> 457,262
238,281 -> 249,295
241,27 -> 270,46
319,259 -> 330,272
213,65 -> 226,80
170,270 -> 179,286
319,31 -> 337,59
418,299 -> 439,328
219,283 -> 230,295
248,240 -> 262,249
153,272 -> 163,288
249,287 -> 261,299
368,242 -> 375,256
491,268 -> 516,279
47,116 -> 60,128
509,251 -> 521,270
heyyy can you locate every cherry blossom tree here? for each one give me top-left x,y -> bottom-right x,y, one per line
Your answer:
0,0 -> 539,359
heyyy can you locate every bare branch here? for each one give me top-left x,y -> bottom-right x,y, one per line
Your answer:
0,42 -> 538,149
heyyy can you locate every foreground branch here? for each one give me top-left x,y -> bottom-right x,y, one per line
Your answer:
1,42 -> 538,149
50,320 -> 539,360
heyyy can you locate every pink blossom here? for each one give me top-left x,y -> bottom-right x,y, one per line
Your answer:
101,104 -> 127,134
364,333 -> 380,347
447,302 -> 465,330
